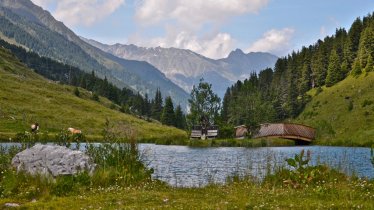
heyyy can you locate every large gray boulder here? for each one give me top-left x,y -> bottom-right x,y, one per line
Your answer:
11,144 -> 96,177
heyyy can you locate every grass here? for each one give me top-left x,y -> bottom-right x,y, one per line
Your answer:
0,179 -> 372,209
0,47 -> 187,142
296,72 -> 374,147
0,148 -> 373,209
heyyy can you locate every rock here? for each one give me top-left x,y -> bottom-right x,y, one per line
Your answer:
11,144 -> 96,177
4,203 -> 20,207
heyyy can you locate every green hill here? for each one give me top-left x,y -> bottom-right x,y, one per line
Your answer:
0,47 -> 187,141
296,73 -> 374,146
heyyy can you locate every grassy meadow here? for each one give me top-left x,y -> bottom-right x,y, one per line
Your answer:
0,47 -> 187,142
296,72 -> 374,147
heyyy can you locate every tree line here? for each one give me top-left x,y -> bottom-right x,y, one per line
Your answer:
220,13 -> 374,128
0,39 -> 187,129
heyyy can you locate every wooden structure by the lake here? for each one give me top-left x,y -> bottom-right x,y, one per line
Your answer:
190,125 -> 219,139
253,123 -> 316,144
234,125 -> 248,139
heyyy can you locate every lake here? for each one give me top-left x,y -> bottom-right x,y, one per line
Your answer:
2,143 -> 373,187
138,144 -> 374,187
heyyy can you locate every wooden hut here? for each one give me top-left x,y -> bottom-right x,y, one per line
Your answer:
234,125 -> 248,139
190,125 -> 219,139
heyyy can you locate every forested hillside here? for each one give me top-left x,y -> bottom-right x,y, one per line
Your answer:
222,13 -> 374,130
0,47 -> 186,140
0,39 -> 187,129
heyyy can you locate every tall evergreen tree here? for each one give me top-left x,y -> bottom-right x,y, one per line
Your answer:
174,105 -> 186,129
364,54 -> 373,72
325,50 -> 342,87
358,26 -> 374,68
311,42 -> 328,87
299,63 -> 312,94
221,88 -> 231,122
351,58 -> 362,77
151,88 -> 163,121
161,96 -> 175,126
344,17 -> 363,67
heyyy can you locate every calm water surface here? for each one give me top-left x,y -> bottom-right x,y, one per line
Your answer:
2,143 -> 373,187
138,144 -> 374,187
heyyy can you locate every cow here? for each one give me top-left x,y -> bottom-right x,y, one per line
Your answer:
68,127 -> 82,134
31,123 -> 39,133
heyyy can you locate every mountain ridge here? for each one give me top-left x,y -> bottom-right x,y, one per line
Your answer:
82,38 -> 278,97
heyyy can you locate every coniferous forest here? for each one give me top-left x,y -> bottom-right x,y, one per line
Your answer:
221,13 -> 374,128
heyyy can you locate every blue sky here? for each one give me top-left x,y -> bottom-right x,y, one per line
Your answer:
31,0 -> 374,59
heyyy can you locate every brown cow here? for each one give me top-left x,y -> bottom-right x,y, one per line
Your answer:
68,127 -> 82,134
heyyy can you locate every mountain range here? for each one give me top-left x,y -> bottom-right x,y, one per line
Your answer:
0,0 -> 189,108
84,39 -> 278,97
0,0 -> 277,108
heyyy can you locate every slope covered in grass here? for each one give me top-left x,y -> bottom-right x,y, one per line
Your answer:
296,72 -> 374,146
0,47 -> 187,141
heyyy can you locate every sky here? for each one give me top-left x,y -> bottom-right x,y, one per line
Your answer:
30,0 -> 374,59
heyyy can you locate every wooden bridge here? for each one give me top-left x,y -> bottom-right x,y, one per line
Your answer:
253,123 -> 316,144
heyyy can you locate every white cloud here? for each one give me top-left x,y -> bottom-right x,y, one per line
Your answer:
129,30 -> 235,59
131,0 -> 268,58
31,0 -> 54,9
320,26 -> 327,36
31,0 -> 125,27
246,28 -> 295,56
135,0 -> 268,29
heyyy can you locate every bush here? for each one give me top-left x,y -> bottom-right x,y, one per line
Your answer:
86,143 -> 152,187
55,129 -> 85,149
219,125 -> 235,139
362,99 -> 373,108
74,87 -> 80,97
265,150 -> 347,188
91,92 -> 99,101
348,100 -> 354,111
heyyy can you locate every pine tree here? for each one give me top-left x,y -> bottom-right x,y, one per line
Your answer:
344,17 -> 363,67
299,63 -> 312,94
174,105 -> 186,129
325,50 -> 341,87
221,88 -> 231,122
364,54 -> 373,72
358,27 -> 374,68
311,41 -> 328,87
161,96 -> 175,126
351,58 -> 362,77
151,89 -> 163,121
142,94 -> 151,117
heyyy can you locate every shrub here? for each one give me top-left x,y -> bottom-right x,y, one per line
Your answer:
265,150 -> 347,188
86,143 -> 152,187
55,129 -> 85,149
91,92 -> 99,101
348,100 -> 354,111
362,99 -> 373,108
219,125 -> 235,139
74,87 -> 80,97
